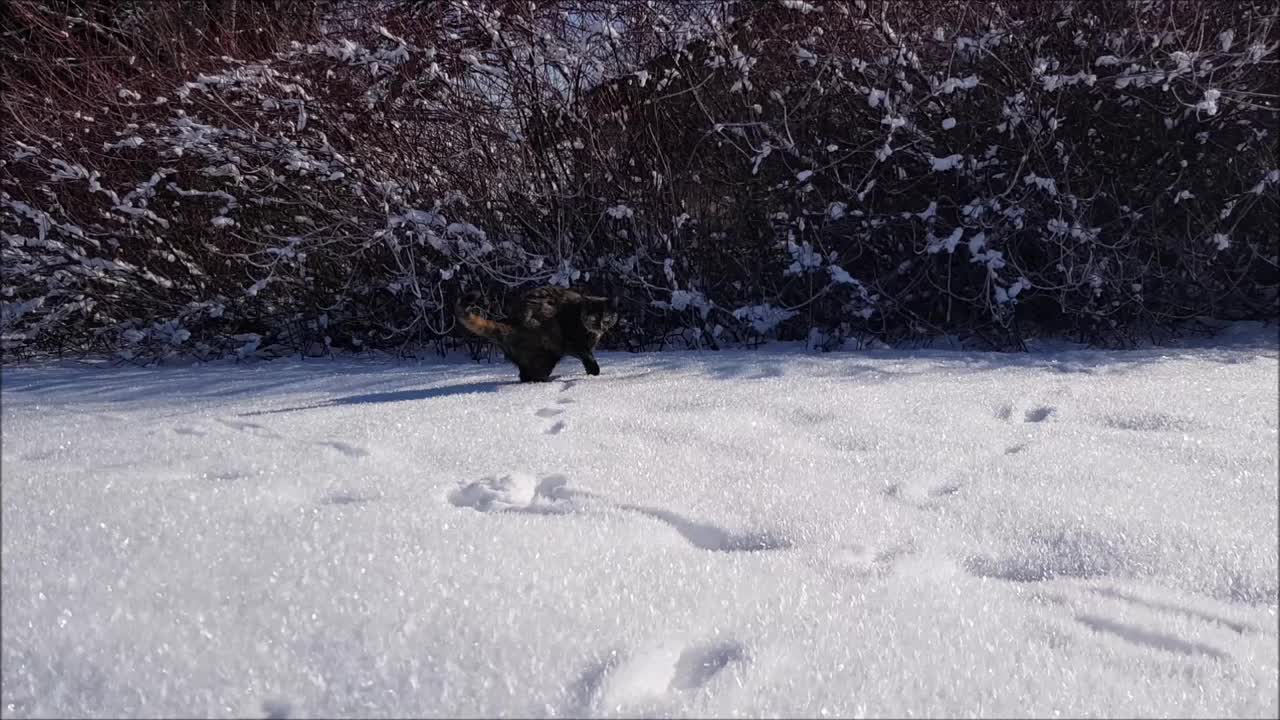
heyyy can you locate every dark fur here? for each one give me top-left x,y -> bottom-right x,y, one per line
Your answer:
456,286 -> 619,382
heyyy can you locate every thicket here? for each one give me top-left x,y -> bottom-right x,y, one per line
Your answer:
3,0 -> 1277,363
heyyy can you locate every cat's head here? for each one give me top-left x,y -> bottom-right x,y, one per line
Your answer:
582,295 -> 620,332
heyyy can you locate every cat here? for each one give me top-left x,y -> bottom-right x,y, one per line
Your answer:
456,286 -> 620,382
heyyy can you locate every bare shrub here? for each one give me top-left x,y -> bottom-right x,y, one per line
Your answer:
3,1 -> 1276,362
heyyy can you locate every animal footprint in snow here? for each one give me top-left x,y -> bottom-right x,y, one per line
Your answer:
447,472 -> 571,513
883,481 -> 929,508
535,405 -> 569,433
1102,412 -> 1204,433
562,651 -> 622,716
928,481 -> 962,498
201,469 -> 248,484
1023,406 -> 1055,423
669,641 -> 747,691
262,698 -> 292,720
320,491 -> 379,506
569,640 -> 749,714
314,440 -> 369,457
884,480 -> 960,508
995,403 -> 1056,424
216,417 -> 282,439
831,542 -> 914,576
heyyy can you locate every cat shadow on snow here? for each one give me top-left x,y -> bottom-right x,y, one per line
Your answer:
240,378 -> 512,416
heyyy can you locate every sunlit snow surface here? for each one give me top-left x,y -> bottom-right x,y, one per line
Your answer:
3,327 -> 1278,718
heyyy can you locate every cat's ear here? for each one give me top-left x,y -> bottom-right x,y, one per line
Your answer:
457,289 -> 484,311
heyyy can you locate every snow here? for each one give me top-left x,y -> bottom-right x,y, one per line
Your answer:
937,75 -> 979,94
927,227 -> 965,254
605,204 -> 634,220
828,265 -> 859,286
930,154 -> 964,172
779,0 -> 817,13
2,326 -> 1278,718
1219,29 -> 1236,52
1196,88 -> 1222,116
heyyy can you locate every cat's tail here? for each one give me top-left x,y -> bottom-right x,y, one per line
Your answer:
455,291 -> 513,340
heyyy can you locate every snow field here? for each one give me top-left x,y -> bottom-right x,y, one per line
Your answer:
2,332 -> 1277,717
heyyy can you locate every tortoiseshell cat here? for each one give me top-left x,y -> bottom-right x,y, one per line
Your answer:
456,286 -> 619,382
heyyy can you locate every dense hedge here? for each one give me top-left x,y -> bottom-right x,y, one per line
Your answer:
3,0 -> 1277,362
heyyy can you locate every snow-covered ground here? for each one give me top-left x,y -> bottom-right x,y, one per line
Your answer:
3,326 -> 1278,718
